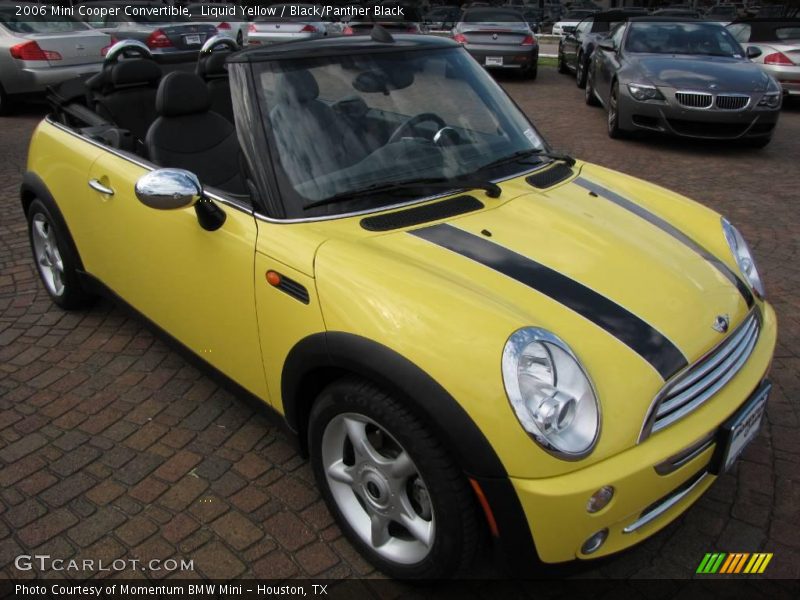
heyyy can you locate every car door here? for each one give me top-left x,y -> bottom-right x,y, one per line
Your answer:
83,152 -> 269,401
596,23 -> 625,104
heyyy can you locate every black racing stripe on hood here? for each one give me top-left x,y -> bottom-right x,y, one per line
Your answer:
411,223 -> 688,380
574,177 -> 754,308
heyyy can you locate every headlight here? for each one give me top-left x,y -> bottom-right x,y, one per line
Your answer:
758,92 -> 781,109
502,328 -> 600,459
627,83 -> 664,102
722,217 -> 765,299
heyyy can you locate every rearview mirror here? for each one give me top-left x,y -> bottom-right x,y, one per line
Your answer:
598,40 -> 615,52
746,46 -> 762,59
135,168 -> 202,210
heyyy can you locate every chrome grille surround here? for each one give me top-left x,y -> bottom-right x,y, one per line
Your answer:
716,94 -> 751,110
639,308 -> 761,442
675,91 -> 713,108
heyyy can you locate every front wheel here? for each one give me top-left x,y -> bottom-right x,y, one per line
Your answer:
575,54 -> 588,89
607,81 -> 626,138
585,69 -> 600,106
309,378 -> 482,578
27,199 -> 95,310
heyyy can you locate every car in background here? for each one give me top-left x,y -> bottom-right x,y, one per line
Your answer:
0,2 -> 110,114
706,4 -> 740,24
423,5 -> 462,30
728,18 -> 800,96
552,9 -> 598,36
521,7 -> 545,34
585,18 -> 782,145
347,1 -> 427,35
77,1 -> 217,62
186,2 -> 249,46
452,6 -> 539,78
246,3 -> 345,45
558,9 -> 647,88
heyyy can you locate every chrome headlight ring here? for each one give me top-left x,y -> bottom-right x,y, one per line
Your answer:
502,328 -> 601,460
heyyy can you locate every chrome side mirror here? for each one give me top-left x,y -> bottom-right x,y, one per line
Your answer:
135,169 -> 202,210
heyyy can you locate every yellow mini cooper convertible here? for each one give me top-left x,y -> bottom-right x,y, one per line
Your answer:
23,32 -> 776,578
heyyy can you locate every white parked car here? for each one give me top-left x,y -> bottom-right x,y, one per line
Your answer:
552,9 -> 597,36
186,3 -> 249,47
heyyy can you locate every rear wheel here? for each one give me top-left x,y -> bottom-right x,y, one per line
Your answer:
27,199 -> 94,310
557,48 -> 569,74
309,377 -> 482,579
525,63 -> 538,80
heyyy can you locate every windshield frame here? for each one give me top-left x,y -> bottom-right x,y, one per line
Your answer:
236,45 -> 554,222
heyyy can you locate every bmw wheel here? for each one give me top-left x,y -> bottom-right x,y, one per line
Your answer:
557,48 -> 569,74
607,81 -> 625,138
27,199 -> 94,309
575,54 -> 587,89
309,377 -> 481,578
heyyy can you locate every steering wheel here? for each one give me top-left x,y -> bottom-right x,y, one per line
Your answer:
388,113 -> 446,144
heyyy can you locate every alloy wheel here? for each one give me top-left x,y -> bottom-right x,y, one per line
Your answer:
321,412 -> 435,565
31,213 -> 65,297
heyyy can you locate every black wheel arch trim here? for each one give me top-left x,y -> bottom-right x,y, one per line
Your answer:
281,331 -> 540,569
20,171 -> 86,272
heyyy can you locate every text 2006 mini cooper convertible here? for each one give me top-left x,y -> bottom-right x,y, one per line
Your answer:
23,31 -> 775,578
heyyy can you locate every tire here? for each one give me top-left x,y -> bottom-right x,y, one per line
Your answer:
0,81 -> 10,116
525,63 -> 538,80
607,81 -> 626,139
27,199 -> 95,310
575,53 -> 587,89
308,377 -> 482,579
557,49 -> 569,74
585,69 -> 600,106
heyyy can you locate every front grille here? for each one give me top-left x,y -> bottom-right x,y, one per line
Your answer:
716,94 -> 750,110
675,92 -> 713,108
642,309 -> 760,439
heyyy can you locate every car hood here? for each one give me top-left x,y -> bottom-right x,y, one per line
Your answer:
629,54 -> 773,91
313,163 -> 755,473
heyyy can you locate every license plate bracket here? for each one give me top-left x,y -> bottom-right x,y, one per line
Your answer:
485,56 -> 503,67
710,381 -> 770,475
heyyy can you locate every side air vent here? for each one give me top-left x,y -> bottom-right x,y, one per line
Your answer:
526,163 -> 574,189
360,196 -> 484,232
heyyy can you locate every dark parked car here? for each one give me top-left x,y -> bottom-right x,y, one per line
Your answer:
348,1 -> 427,35
423,5 -> 462,30
451,7 -> 539,79
584,18 -> 782,145
557,9 -> 648,88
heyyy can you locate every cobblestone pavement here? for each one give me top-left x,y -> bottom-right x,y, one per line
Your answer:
0,67 -> 798,581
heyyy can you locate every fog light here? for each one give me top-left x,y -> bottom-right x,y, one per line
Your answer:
581,528 -> 608,555
587,485 -> 614,513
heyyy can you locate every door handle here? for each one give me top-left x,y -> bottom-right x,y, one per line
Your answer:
88,179 -> 114,196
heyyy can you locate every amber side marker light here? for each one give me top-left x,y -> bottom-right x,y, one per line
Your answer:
266,270 -> 281,286
469,478 -> 499,537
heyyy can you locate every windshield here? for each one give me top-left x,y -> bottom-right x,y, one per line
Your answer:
624,22 -> 743,56
251,47 -> 546,218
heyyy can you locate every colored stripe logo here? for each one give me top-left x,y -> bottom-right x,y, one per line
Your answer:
410,223 -> 688,380
696,552 -> 773,574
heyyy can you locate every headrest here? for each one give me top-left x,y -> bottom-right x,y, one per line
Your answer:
197,51 -> 231,80
111,59 -> 161,87
156,71 -> 211,117
275,70 -> 319,105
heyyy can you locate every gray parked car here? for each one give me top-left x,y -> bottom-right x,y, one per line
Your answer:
585,18 -> 782,146
452,7 -> 539,79
76,1 -> 217,62
0,3 -> 110,114
245,4 -> 344,45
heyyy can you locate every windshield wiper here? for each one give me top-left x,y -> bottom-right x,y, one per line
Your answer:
476,148 -> 576,173
303,176 -> 502,211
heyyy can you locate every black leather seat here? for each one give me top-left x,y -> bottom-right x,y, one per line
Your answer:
145,71 -> 245,195
196,50 -> 234,123
94,59 -> 161,143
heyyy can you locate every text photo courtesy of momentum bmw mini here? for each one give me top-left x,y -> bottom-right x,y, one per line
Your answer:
1,0 -> 796,584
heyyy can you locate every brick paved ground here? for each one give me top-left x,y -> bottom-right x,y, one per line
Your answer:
0,67 -> 798,580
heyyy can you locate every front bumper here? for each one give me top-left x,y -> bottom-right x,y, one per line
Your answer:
508,303 -> 776,564
465,46 -> 539,70
618,90 -> 781,139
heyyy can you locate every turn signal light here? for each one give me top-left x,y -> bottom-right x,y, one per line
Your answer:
146,29 -> 173,49
10,41 -> 62,61
217,22 -> 231,30
453,33 -> 467,44
342,25 -> 354,35
764,52 -> 792,65
521,35 -> 536,46
266,271 -> 281,286
248,23 -> 257,33
300,24 -> 318,33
